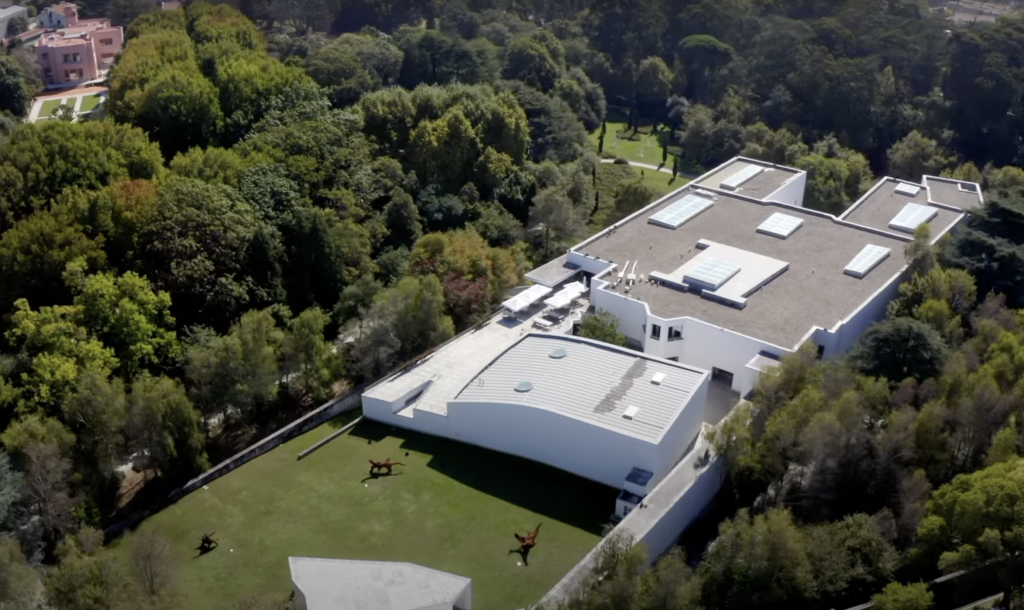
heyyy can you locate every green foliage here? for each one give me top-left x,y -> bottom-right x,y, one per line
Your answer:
0,534 -> 38,607
282,307 -> 341,402
127,375 -> 208,480
887,131 -> 954,181
579,310 -> 626,347
609,178 -> 656,225
944,195 -> 1024,308
0,53 -> 31,117
305,33 -> 402,108
699,508 -> 815,610
851,317 -> 947,383
872,582 -> 934,610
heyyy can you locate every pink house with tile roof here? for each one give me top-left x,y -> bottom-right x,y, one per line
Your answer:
35,3 -> 122,88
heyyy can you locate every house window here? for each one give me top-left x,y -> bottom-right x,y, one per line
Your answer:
40,52 -> 49,60
64,69 -> 83,80
99,38 -> 113,46
64,52 -> 81,63
650,324 -> 661,340
668,327 -> 682,341
622,506 -> 631,516
43,68 -> 53,79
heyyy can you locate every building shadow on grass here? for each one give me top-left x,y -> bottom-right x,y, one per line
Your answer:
348,420 -> 616,535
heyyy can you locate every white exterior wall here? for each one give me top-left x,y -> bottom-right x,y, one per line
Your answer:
809,271 -> 904,360
765,172 -> 807,207
652,374 -> 709,476
590,286 -> 787,396
445,401 -> 660,488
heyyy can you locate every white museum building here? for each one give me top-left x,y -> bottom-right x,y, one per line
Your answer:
361,155 -> 983,513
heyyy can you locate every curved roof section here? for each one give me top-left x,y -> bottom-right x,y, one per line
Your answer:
289,557 -> 470,610
453,335 -> 707,443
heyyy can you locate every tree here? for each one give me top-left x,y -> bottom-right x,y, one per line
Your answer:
23,443 -> 77,543
0,451 -> 22,528
0,534 -> 39,609
305,33 -> 402,108
610,179 -> 656,224
0,54 -> 31,117
108,0 -> 156,26
851,318 -> 947,383
805,514 -> 899,599
135,68 -> 223,158
635,56 -> 672,118
503,35 -> 562,92
872,582 -> 934,610
71,270 -> 180,379
127,375 -> 208,481
677,35 -> 735,102
129,530 -> 177,599
888,131 -> 954,181
46,532 -> 133,610
282,307 -> 341,403
138,177 -> 262,329
579,310 -> 627,347
699,508 -> 815,610
528,186 -> 587,261
64,370 -> 127,513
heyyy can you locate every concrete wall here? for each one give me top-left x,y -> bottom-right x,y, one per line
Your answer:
766,172 -> 807,208
445,400 -> 660,488
538,432 -> 726,608
652,375 -> 709,477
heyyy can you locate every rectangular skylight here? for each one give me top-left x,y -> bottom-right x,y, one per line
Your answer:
648,194 -> 714,229
844,245 -> 891,278
685,258 -> 741,290
894,183 -> 922,197
623,405 -> 640,420
651,372 -> 666,385
889,203 -> 938,233
757,212 -> 804,239
721,164 -> 765,191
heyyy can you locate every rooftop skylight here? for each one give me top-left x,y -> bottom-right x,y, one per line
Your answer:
648,194 -> 714,229
757,212 -> 804,239
844,245 -> 891,278
889,203 -> 938,233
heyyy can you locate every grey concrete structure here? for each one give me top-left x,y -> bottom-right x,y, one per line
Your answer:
289,557 -> 471,610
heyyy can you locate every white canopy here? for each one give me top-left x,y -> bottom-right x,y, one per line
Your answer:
544,281 -> 588,309
502,284 -> 553,313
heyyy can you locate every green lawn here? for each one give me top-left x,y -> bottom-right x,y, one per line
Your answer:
590,121 -> 670,166
79,94 -> 103,113
110,418 -> 615,610
39,98 -> 64,117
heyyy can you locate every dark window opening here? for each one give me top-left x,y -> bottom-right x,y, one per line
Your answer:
650,324 -> 661,340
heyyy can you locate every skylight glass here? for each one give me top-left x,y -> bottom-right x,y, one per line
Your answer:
685,258 -> 741,290
844,245 -> 891,278
889,203 -> 938,233
757,213 -> 804,239
721,165 -> 765,191
894,183 -> 922,197
648,194 -> 714,229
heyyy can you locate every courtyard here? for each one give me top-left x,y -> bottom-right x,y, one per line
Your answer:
111,417 -> 616,610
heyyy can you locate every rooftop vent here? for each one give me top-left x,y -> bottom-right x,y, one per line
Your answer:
757,212 -> 804,239
648,194 -> 713,229
549,348 -> 568,359
651,372 -> 667,385
844,244 -> 891,278
514,381 -> 534,393
889,203 -> 938,233
721,164 -> 765,191
894,183 -> 922,197
623,405 -> 640,420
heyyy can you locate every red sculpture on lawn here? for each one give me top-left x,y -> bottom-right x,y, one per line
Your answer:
513,523 -> 542,553
368,458 -> 405,475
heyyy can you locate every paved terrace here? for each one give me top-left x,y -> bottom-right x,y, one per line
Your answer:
363,301 -> 586,417
579,189 -> 911,348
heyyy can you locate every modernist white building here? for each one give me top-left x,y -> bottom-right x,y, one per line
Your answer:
364,334 -> 709,512
526,157 -> 984,396
289,557 -> 472,610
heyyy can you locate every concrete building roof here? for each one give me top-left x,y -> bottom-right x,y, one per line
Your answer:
925,175 -> 984,211
694,158 -> 803,201
578,188 -> 911,348
840,177 -> 965,237
454,334 -> 707,443
289,557 -> 470,610
0,5 -> 28,19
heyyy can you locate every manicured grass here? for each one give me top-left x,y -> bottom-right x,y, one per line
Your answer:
590,121 -> 670,166
79,94 -> 102,113
39,98 -> 64,117
110,419 -> 615,610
